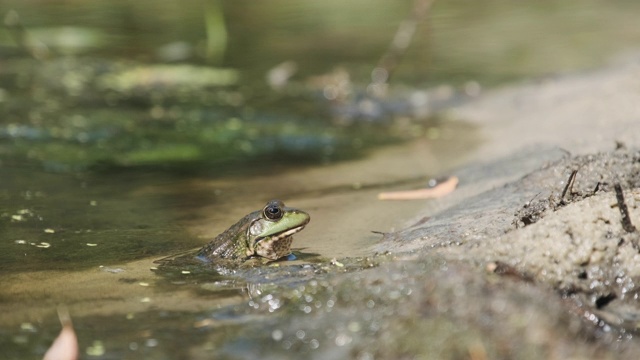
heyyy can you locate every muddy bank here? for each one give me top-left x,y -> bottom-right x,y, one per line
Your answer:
186,257 -> 640,359
366,53 -> 640,357
381,148 -> 640,329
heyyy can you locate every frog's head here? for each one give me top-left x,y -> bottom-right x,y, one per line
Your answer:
245,200 -> 310,260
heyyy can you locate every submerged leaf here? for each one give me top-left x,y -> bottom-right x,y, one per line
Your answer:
43,307 -> 78,360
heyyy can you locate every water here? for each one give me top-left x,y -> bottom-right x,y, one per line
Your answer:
0,166 -> 203,272
2,0 -> 640,358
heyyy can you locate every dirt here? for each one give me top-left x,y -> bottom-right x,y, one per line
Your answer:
363,52 -> 640,357
383,148 -> 640,326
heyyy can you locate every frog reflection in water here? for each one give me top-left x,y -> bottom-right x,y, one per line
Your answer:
197,200 -> 310,263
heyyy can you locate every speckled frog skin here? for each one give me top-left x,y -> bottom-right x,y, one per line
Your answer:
197,200 -> 310,262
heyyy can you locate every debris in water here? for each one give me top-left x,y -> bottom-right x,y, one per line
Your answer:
20,323 -> 36,332
330,258 -> 344,267
100,266 -> 125,273
86,340 -> 105,356
193,318 -> 216,329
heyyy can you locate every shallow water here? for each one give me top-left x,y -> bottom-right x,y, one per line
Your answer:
1,166 -> 202,273
1,129 -> 476,358
3,0 -> 640,358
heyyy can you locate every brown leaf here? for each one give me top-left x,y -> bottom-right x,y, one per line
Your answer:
378,176 -> 458,200
43,307 -> 78,360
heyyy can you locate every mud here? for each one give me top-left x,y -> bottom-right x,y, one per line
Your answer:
382,147 -> 640,329
364,53 -> 640,357
187,257 -> 640,360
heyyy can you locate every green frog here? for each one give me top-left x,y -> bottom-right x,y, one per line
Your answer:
197,200 -> 310,263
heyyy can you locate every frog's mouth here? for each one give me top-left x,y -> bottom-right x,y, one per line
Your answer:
266,224 -> 306,241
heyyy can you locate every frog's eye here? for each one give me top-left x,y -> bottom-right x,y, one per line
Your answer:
264,204 -> 283,220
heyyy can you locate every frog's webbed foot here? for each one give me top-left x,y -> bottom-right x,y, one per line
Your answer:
240,254 -> 294,268
240,257 -> 271,268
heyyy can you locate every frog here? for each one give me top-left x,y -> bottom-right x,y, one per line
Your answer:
196,200 -> 310,263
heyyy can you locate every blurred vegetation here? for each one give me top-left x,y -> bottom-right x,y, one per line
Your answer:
1,0 -> 640,172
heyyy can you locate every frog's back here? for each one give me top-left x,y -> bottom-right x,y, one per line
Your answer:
197,211 -> 257,261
